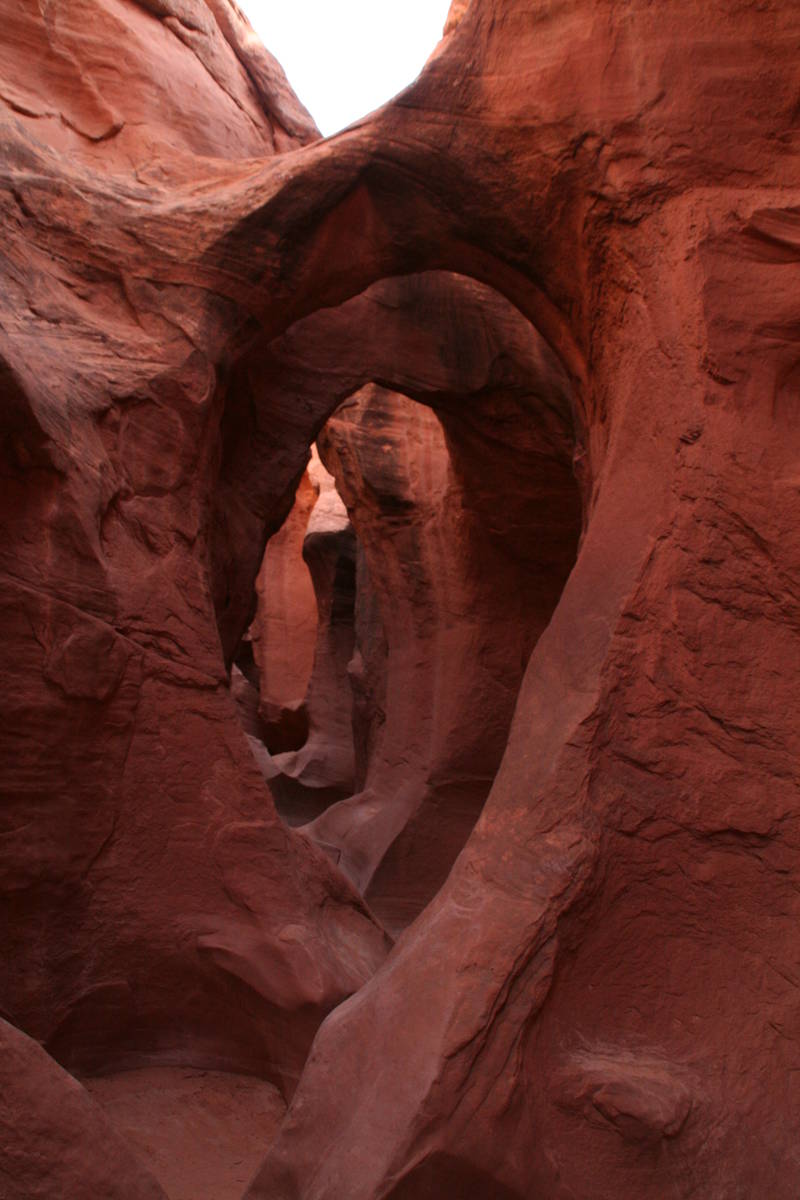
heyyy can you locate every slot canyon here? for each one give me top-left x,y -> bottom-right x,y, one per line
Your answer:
1,1 -> 799,1198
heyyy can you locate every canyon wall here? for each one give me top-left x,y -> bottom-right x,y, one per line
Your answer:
2,0 -> 799,1197
0,0 -> 390,1099
248,463 -> 319,749
307,379 -> 579,931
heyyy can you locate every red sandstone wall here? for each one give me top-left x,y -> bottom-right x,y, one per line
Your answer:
2,1 -> 799,1197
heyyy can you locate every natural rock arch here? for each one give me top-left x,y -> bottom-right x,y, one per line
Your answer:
215,269 -> 583,931
211,269 -> 584,666
2,1 -> 800,1197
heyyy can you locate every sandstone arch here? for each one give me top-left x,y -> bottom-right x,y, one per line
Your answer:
2,1 -> 800,1196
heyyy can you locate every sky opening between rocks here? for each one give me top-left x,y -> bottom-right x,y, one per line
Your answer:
236,0 -> 453,136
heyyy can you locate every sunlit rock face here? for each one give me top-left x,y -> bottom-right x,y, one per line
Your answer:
265,451 -> 360,821
248,462 -> 319,750
3,1 -> 800,1198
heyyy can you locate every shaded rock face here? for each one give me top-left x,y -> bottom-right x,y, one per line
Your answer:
237,271 -> 579,926
82,1065 -> 287,1200
2,2 -> 800,1200
306,381 -> 579,930
0,0 -> 389,1097
0,1018 -> 167,1200
241,448 -> 366,826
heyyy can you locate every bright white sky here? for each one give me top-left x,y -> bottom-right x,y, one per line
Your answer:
237,0 -> 453,136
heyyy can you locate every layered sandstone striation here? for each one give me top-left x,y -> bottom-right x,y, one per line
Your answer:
2,0 -> 800,1197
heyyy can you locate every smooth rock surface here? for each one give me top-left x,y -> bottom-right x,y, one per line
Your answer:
84,1066 -> 287,1200
248,462 -> 319,751
268,453 -> 358,810
0,1018 -> 167,1200
308,381 -> 579,930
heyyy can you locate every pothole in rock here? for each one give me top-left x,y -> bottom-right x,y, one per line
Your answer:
81,1067 -> 286,1200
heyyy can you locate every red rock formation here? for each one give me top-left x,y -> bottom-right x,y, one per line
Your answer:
243,3 -> 800,1198
248,463 -> 319,751
3,0 -> 800,1196
214,270 -> 574,666
308,381 -> 579,931
267,452 -> 359,821
229,272 -> 577,923
0,1018 -> 167,1200
0,0 -> 388,1096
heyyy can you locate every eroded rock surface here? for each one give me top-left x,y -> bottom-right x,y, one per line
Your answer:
3,0 -> 800,1197
0,1018 -> 167,1200
306,380 -> 579,930
248,463 -> 319,751
0,0 -> 388,1096
268,453 -> 358,819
